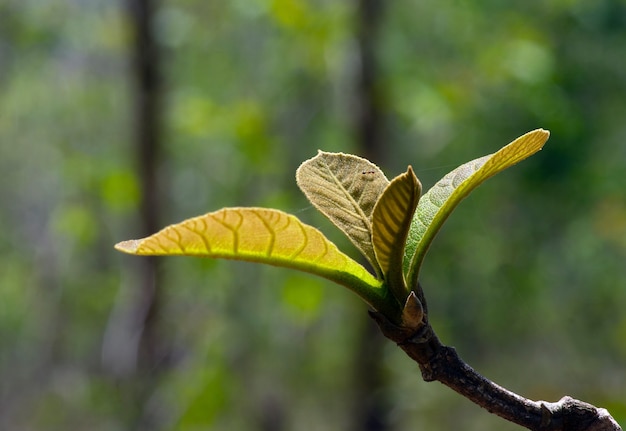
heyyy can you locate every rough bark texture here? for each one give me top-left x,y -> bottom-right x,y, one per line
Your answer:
369,287 -> 622,431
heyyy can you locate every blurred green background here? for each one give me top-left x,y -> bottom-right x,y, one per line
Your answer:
1,0 -> 625,430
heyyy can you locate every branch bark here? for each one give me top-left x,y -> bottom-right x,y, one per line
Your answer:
369,288 -> 622,431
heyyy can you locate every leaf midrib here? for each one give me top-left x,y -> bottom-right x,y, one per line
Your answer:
319,161 -> 372,234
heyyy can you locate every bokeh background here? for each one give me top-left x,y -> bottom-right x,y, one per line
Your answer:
1,0 -> 625,430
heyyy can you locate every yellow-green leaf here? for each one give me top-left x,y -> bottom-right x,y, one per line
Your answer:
296,151 -> 389,275
115,207 -> 392,313
372,166 -> 421,301
404,129 -> 550,286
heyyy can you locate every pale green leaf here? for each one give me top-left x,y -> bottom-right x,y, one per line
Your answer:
115,207 -> 393,313
404,129 -> 550,286
296,151 -> 389,275
372,166 -> 421,301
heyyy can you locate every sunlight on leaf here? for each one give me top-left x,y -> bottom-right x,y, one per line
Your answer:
404,129 -> 550,286
372,166 -> 421,300
115,207 -> 391,313
296,151 -> 389,275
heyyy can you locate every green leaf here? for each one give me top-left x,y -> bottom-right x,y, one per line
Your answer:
404,129 -> 550,286
372,166 -> 421,301
115,207 -> 394,314
296,151 -> 389,275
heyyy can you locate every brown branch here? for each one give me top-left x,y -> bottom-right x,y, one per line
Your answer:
369,290 -> 622,431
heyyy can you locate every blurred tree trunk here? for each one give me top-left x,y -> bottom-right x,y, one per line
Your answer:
124,0 -> 167,429
132,0 -> 161,244
132,0 -> 165,426
354,0 -> 385,159
351,0 -> 390,430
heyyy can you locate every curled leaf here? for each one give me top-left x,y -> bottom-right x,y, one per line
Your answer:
296,151 -> 389,275
404,129 -> 550,286
372,166 -> 421,301
115,207 -> 394,314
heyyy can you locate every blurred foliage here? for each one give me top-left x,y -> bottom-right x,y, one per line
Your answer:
0,0 -> 625,430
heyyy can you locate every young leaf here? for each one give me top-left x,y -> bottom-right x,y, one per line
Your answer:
115,207 -> 394,314
404,129 -> 550,286
296,151 -> 389,275
372,166 -> 421,302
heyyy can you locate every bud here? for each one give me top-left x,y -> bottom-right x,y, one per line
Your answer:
401,291 -> 424,330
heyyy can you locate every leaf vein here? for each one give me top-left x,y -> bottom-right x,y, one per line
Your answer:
289,218 -> 309,260
252,211 -> 275,257
211,210 -> 243,253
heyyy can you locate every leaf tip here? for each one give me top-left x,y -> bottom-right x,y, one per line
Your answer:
538,127 -> 550,139
406,165 -> 421,190
529,128 -> 551,148
406,165 -> 415,178
114,239 -> 141,254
